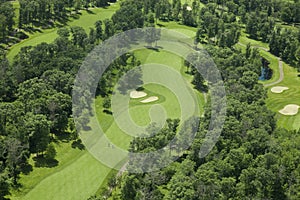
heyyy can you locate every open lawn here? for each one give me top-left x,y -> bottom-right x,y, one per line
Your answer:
7,2 -> 120,62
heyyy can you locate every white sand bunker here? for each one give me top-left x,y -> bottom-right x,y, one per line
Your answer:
186,6 -> 192,11
140,96 -> 159,103
279,104 -> 300,116
271,86 -> 289,94
130,91 -> 147,99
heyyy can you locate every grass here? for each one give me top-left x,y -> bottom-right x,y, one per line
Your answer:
239,29 -> 269,50
7,2 -> 120,62
8,2 -> 121,200
265,63 -> 300,130
238,29 -> 300,131
95,49 -> 204,150
9,141 -> 112,200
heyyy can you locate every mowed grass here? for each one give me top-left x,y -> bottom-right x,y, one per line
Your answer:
239,29 -> 270,50
7,2 -> 120,62
238,33 -> 300,130
9,141 -> 112,200
266,63 -> 300,130
95,49 -> 205,151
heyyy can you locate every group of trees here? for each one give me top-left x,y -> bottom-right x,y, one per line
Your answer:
18,0 -> 112,27
0,0 -> 116,44
0,17 -> 122,197
84,0 -> 300,199
1,0 -> 300,199
101,45 -> 300,200
0,1 -> 14,42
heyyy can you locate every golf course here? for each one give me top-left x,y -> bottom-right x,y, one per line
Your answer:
1,0 -> 300,199
6,2 -> 205,199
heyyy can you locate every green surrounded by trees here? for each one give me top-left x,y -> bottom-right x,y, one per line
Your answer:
0,0 -> 300,199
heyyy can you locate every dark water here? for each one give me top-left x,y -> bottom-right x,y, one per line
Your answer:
259,57 -> 273,81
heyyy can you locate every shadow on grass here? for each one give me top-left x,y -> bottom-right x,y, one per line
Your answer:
33,156 -> 59,168
54,132 -> 74,142
103,109 -> 113,115
86,9 -> 96,14
20,163 -> 33,175
157,23 -> 165,27
71,139 -> 85,150
144,45 -> 160,52
23,26 -> 43,34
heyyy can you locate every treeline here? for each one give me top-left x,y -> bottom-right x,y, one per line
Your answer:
18,0 -> 114,27
0,0 -> 117,43
0,1 -> 14,42
0,16 -> 141,198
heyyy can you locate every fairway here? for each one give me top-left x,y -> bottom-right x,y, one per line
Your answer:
7,3 -> 120,62
237,33 -> 300,131
96,49 -> 204,151
266,63 -> 300,130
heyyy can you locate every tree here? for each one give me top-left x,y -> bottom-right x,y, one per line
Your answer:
57,27 -> 70,38
46,92 -> 71,134
5,137 -> 29,185
0,2 -> 15,31
95,20 -> 103,41
25,114 -> 50,155
245,43 -> 251,59
71,26 -> 88,48
112,0 -> 144,31
45,143 -> 56,160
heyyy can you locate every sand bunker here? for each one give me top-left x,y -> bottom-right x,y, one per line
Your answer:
140,96 -> 159,103
279,104 -> 300,116
186,6 -> 192,11
130,91 -> 147,99
271,86 -> 289,94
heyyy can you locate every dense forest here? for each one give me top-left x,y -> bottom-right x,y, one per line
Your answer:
0,0 -> 300,199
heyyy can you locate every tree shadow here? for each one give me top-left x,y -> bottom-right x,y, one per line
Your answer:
144,46 -> 160,52
23,27 -> 43,34
71,139 -> 85,150
55,132 -> 73,142
86,9 -> 95,14
136,87 -> 144,91
33,156 -> 59,168
157,23 -> 165,27
103,109 -> 113,115
20,163 -> 33,175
